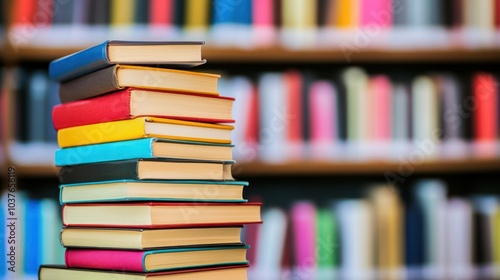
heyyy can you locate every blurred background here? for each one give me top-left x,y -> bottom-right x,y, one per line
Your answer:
1,0 -> 500,279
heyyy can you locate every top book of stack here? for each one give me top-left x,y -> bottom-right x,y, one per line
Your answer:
48,41 -> 216,103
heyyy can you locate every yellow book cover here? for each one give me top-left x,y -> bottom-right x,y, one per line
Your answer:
282,0 -> 317,29
57,117 -> 234,148
185,0 -> 210,30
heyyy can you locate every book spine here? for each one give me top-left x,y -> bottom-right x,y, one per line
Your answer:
59,160 -> 139,184
52,89 -> 131,130
48,41 -> 110,82
55,138 -> 154,166
57,117 -> 146,148
65,249 -> 145,272
149,0 -> 173,25
58,65 -> 121,104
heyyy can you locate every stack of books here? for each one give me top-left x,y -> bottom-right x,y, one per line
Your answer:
38,41 -> 261,279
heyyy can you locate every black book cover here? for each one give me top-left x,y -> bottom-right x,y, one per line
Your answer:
59,159 -> 140,184
134,0 -> 149,24
173,0 -> 184,28
89,0 -> 110,25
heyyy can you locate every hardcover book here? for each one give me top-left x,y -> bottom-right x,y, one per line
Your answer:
60,226 -> 243,249
52,88 -> 235,130
55,138 -> 234,166
57,117 -> 234,148
59,180 -> 247,204
49,41 -> 206,82
62,202 -> 262,228
39,264 -> 249,279
59,65 -> 219,103
58,159 -> 234,184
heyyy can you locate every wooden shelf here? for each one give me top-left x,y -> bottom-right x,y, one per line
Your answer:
10,158 -> 500,178
233,158 -> 500,176
9,45 -> 500,63
15,165 -> 59,178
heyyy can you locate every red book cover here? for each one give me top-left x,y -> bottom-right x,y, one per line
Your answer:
285,71 -> 303,143
52,88 -> 235,130
13,0 -> 37,25
244,83 -> 259,146
62,202 -> 262,228
149,0 -> 173,25
473,73 -> 498,141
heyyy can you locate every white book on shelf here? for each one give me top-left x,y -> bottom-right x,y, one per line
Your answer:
258,73 -> 288,162
334,199 -> 374,280
445,198 -> 474,280
250,208 -> 288,280
415,179 -> 447,280
411,76 -> 440,159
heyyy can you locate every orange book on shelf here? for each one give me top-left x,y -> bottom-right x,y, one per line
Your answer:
336,0 -> 359,28
473,73 -> 498,141
13,0 -> 36,25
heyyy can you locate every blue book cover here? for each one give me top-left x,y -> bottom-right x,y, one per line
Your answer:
212,0 -> 252,25
55,138 -> 234,166
23,199 -> 42,276
48,41 -> 206,82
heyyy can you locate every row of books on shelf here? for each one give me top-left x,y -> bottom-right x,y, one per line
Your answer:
6,0 -> 500,48
5,65 -> 500,164
246,180 -> 500,280
226,68 -> 500,162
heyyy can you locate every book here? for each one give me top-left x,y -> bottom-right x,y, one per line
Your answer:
64,245 -> 249,272
57,117 -> 233,148
59,65 -> 219,103
445,198 -> 474,279
473,73 -> 498,141
253,208 -> 288,279
52,88 -> 234,130
55,138 -> 233,166
291,202 -> 317,273
49,41 -> 206,82
39,264 -> 249,279
59,180 -> 247,204
58,159 -> 234,184
149,0 -> 174,26
60,226 -> 243,249
62,202 -> 262,228
335,199 -> 374,280
110,0 -> 134,26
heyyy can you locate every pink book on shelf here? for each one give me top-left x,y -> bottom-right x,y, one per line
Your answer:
369,75 -> 392,141
253,0 -> 273,27
291,202 -> 317,270
309,81 -> 337,143
473,73 -> 498,141
361,0 -> 392,27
